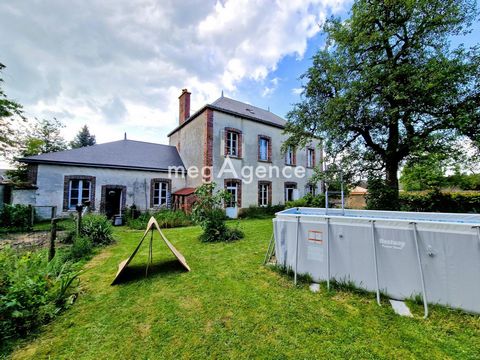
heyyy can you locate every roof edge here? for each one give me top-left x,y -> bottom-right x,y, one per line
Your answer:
167,104 -> 285,137
19,159 -> 186,173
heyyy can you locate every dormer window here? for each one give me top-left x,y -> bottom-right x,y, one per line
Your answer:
224,128 -> 242,158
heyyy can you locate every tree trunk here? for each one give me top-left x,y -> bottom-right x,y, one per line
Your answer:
385,158 -> 400,209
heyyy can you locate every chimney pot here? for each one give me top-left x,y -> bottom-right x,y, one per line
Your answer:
179,89 -> 191,125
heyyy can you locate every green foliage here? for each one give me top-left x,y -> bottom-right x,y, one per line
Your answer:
366,177 -> 400,210
0,204 -> 32,232
285,0 -> 480,193
70,125 -> 96,149
81,214 -> 114,246
0,247 -> 79,343
285,193 -> 326,209
400,152 -> 451,191
238,205 -> 285,219
192,182 -> 244,242
445,173 -> 480,190
399,190 -> 480,213
126,209 -> 192,230
59,236 -> 94,263
7,118 -> 67,183
0,63 -> 25,156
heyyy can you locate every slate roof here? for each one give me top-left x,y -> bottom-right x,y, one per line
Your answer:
168,96 -> 287,136
20,140 -> 185,172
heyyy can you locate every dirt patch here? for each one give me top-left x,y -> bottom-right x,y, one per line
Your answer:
0,231 -> 70,250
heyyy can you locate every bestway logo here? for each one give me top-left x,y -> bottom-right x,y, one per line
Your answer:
379,238 -> 405,250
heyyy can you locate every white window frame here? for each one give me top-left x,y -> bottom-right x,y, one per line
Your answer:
259,183 -> 269,207
285,147 -> 294,165
226,131 -> 238,157
259,137 -> 269,161
285,184 -> 297,202
153,181 -> 169,207
226,181 -> 238,208
307,148 -> 314,168
68,179 -> 91,209
307,184 -> 316,196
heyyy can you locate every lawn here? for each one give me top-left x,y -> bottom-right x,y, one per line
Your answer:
7,219 -> 480,359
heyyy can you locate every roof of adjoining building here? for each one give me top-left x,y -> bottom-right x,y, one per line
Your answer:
167,96 -> 287,136
20,140 -> 185,172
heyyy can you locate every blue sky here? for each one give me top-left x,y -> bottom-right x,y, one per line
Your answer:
0,0 -> 479,166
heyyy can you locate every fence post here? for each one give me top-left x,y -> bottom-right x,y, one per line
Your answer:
28,204 -> 34,228
48,218 -> 58,262
51,206 -> 57,220
76,204 -> 84,237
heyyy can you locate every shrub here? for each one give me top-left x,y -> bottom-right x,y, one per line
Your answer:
126,210 -> 192,230
0,247 -> 79,342
238,205 -> 285,219
399,190 -> 480,213
366,177 -> 399,210
59,236 -> 93,263
192,183 -> 244,242
0,204 -> 32,232
285,193 -> 327,209
81,214 -> 114,245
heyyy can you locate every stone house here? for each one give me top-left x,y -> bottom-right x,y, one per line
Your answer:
16,89 -> 322,218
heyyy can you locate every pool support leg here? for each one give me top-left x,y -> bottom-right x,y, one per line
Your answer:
370,220 -> 381,306
294,216 -> 300,285
326,217 -> 331,290
411,222 -> 428,319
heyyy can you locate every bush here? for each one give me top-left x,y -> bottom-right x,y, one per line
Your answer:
399,190 -> 480,213
81,214 -> 114,245
366,177 -> 399,210
285,193 -> 327,209
0,204 -> 32,232
126,209 -> 192,230
0,247 -> 79,343
238,204 -> 285,219
192,183 -> 244,242
59,236 -> 93,263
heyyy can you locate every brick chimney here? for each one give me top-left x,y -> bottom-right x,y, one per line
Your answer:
178,88 -> 191,125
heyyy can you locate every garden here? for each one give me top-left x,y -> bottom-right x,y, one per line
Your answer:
1,183 -> 480,359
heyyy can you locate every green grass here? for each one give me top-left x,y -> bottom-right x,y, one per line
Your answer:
6,219 -> 480,359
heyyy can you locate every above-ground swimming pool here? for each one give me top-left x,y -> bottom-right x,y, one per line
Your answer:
273,208 -> 480,315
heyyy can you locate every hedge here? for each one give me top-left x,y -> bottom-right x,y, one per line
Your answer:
399,191 -> 480,213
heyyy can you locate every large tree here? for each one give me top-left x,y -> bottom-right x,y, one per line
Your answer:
70,125 -> 96,148
7,118 -> 67,183
0,62 -> 24,157
286,0 -> 480,206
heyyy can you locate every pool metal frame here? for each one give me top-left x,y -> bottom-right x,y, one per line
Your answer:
274,207 -> 480,316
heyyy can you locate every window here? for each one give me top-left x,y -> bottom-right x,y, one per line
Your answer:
258,136 -> 271,161
225,180 -> 240,207
226,131 -> 239,157
285,183 -> 297,202
285,147 -> 295,165
307,148 -> 315,168
153,181 -> 169,207
307,184 -> 316,196
68,179 -> 91,209
258,182 -> 271,207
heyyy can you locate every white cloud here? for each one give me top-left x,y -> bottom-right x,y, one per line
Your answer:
292,87 -> 304,95
262,77 -> 280,97
0,0 -> 350,163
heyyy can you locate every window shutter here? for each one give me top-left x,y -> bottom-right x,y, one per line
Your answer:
220,130 -> 225,156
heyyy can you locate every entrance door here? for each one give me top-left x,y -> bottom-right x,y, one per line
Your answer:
105,188 -> 122,219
